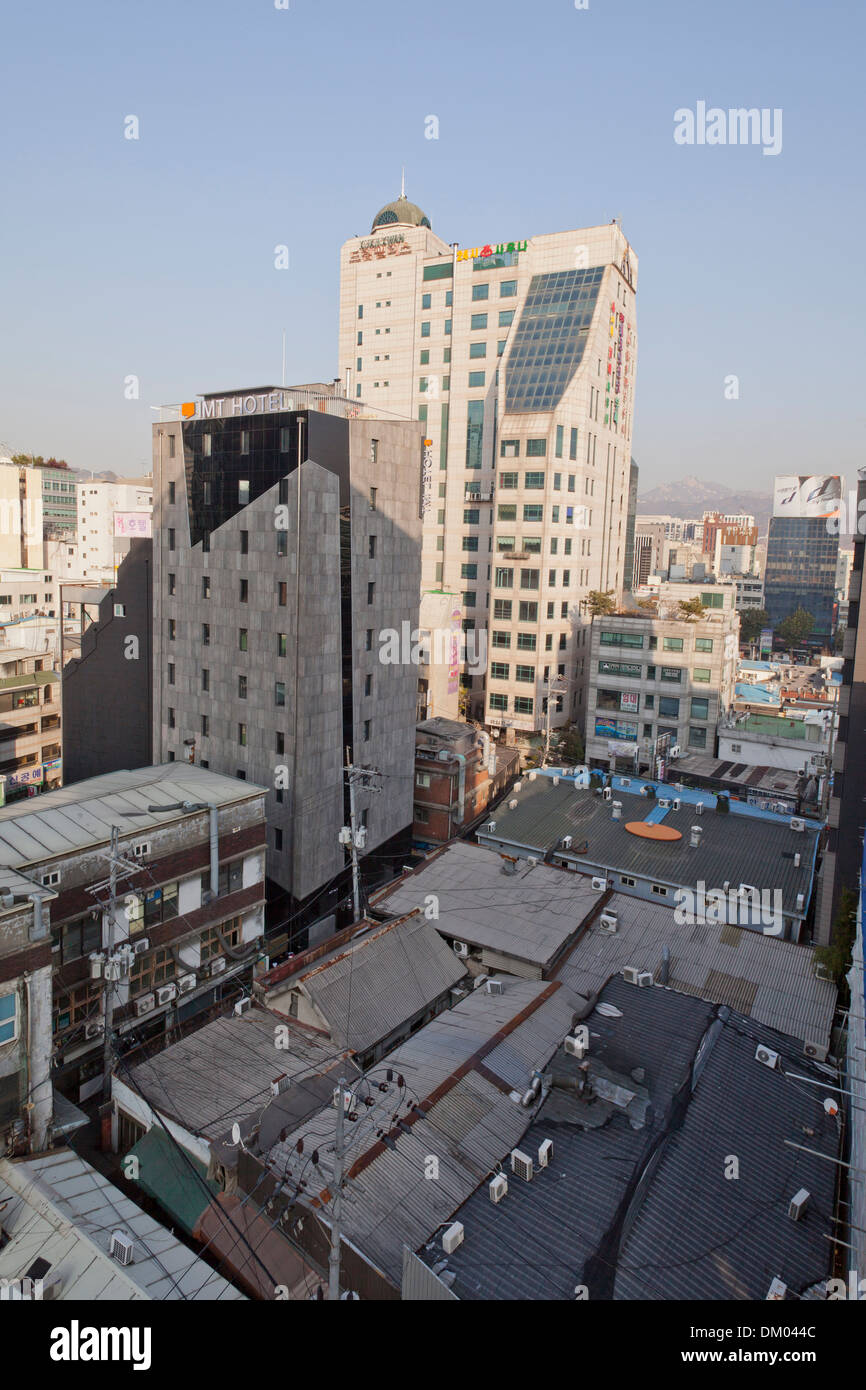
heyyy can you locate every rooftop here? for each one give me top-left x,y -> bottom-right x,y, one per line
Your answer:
120,1004 -> 341,1142
0,1149 -> 244,1300
419,976 -> 839,1301
0,763 -> 267,869
263,977 -> 581,1288
477,773 -> 821,917
371,841 -> 601,970
553,890 -> 835,1051
263,911 -> 467,1054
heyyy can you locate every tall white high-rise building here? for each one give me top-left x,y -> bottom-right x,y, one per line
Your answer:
339,193 -> 638,734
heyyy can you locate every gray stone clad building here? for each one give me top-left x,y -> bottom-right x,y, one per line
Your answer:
152,385 -> 423,912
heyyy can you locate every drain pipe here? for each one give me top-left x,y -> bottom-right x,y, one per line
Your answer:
453,753 -> 466,825
209,805 -> 219,899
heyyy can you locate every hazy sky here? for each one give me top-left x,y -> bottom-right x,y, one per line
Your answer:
1,0 -> 862,491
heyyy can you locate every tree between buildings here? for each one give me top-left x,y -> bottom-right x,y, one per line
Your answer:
739,608 -> 770,646
813,887 -> 857,995
587,589 -> 616,616
552,724 -> 585,765
778,606 -> 815,646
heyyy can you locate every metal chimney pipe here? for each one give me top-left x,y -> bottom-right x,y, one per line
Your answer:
660,944 -> 671,985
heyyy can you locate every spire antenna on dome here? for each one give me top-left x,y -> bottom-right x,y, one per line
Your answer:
401,166 -> 405,198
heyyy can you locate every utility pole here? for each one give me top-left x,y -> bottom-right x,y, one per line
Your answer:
328,1076 -> 347,1300
542,677 -> 569,768
341,753 -> 382,922
102,826 -> 119,1103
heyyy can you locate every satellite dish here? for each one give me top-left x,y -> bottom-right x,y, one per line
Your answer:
231,1123 -> 241,1146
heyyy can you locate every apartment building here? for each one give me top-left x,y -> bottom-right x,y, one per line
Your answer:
585,583 -> 740,771
339,196 -> 638,735
0,764 -> 267,1106
76,475 -> 153,582
0,566 -> 57,625
0,458 -> 43,569
152,387 -> 423,908
0,650 -> 62,801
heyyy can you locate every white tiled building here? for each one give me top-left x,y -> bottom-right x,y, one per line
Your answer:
339,195 -> 638,735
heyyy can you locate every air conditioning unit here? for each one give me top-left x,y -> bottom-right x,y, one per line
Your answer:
564,1034 -> 586,1059
84,1021 -> 103,1040
637,971 -> 654,988
487,821 -> 496,833
527,856 -> 538,867
133,937 -> 150,955
602,787 -> 612,801
514,781 -> 522,792
332,1086 -> 354,1111
552,776 -> 559,786
788,1188 -> 810,1221
509,799 -> 518,810
599,911 -> 618,933
157,984 -> 177,1006
796,893 -> 805,911
790,817 -> 805,832
485,979 -> 504,995
804,1039 -> 829,1062
591,877 -> 607,891
234,997 -> 253,1016
657,797 -> 671,808
489,1173 -> 508,1204
135,993 -> 155,1017
442,1222 -> 464,1254
89,953 -> 103,979
510,1149 -> 534,1182
766,1278 -> 787,1301
209,956 -> 227,976
562,835 -> 573,849
695,802 -> 704,815
538,1139 -> 553,1168
177,973 -> 196,995
672,797 -> 681,810
453,940 -> 469,958
755,1045 -> 780,1069
109,1231 -> 135,1266
620,777 -> 631,788
622,966 -> 640,985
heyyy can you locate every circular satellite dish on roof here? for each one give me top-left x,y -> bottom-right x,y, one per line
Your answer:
231,1123 -> 241,1146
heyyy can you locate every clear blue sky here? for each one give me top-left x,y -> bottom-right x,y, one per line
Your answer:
0,0 -> 862,492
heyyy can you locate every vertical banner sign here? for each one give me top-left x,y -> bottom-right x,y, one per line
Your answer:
419,440 -> 433,519
448,605 -> 461,695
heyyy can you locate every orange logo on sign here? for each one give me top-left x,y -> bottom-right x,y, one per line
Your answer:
181,402 -> 196,418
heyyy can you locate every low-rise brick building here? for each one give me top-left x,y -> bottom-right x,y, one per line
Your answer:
413,717 -> 519,847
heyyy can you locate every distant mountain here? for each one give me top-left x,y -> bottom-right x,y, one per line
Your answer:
637,475 -> 774,533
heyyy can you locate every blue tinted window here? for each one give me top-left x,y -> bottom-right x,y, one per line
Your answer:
505,267 -> 603,413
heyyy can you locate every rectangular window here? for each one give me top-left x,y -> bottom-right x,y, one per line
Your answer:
524,471 -> 545,489
499,309 -> 515,327
168,480 -> 176,504
367,580 -> 375,603
688,726 -> 708,749
168,528 -> 175,550
466,400 -> 484,469
489,692 -> 508,711
240,429 -> 250,455
461,563 -> 477,579
599,631 -> 644,648
523,504 -> 543,522
167,662 -> 175,685
516,632 -> 537,651
201,668 -> 209,691
497,504 -> 517,522
526,440 -> 547,457
240,530 -> 249,555
658,696 -> 680,718
513,696 -> 534,715
202,576 -> 210,600
690,697 -> 710,720
659,666 -> 682,683
201,714 -> 209,736
470,313 -> 488,330
167,435 -> 176,459
493,599 -> 512,620
500,440 -> 520,458
500,280 -> 517,297
464,509 -> 480,525
239,578 -> 248,602
421,321 -> 431,337
168,572 -> 176,596
468,371 -> 486,387
499,471 -> 518,489
495,567 -> 513,588
201,623 -> 210,646
695,637 -> 714,652
492,630 -> 510,648
423,262 -> 453,281
515,664 -> 534,683
422,292 -> 431,309
238,674 -> 247,700
651,885 -> 668,898
238,723 -> 247,746
239,628 -> 247,651
518,601 -> 538,622
278,581 -> 287,606
693,667 -> 711,683
469,342 -> 487,359
490,662 -> 510,681
462,535 -> 479,552
275,681 -> 286,707
663,637 -> 684,651
701,592 -> 725,609
472,283 -> 489,301
520,569 -> 540,590
555,425 -> 564,458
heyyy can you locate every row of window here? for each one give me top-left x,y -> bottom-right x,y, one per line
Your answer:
488,694 -> 535,714
599,630 -> 715,653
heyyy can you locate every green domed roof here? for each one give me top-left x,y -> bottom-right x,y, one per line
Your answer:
372,194 -> 431,232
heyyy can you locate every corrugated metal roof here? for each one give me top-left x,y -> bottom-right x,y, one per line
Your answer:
125,1005 -> 339,1140
291,914 -> 467,1052
265,979 -> 580,1286
421,977 -> 839,1301
0,1150 -> 243,1300
554,891 -> 836,1049
372,841 -> 599,966
0,764 -> 267,868
477,777 -> 820,916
